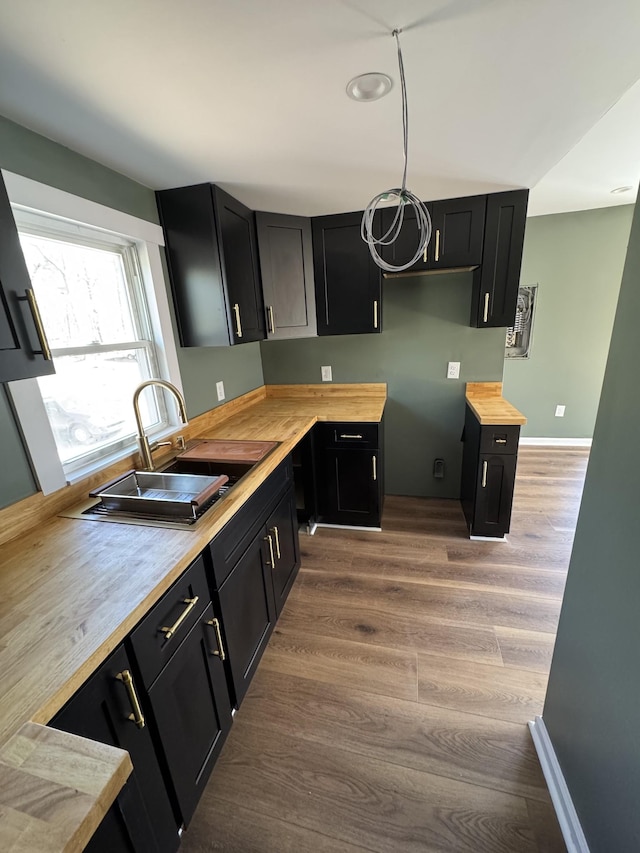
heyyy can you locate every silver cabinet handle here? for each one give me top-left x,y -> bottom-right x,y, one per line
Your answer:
233,303 -> 243,338
483,292 -> 490,323
339,433 -> 363,440
481,461 -> 488,488
373,300 -> 378,329
264,534 -> 275,568
435,229 -> 441,262
372,454 -> 377,481
267,305 -> 275,334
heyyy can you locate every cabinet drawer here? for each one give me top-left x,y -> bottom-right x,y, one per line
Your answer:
129,555 -> 210,689
316,422 -> 379,449
208,456 -> 292,589
479,425 -> 520,455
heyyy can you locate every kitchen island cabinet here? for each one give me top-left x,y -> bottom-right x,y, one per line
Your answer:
460,382 -> 526,539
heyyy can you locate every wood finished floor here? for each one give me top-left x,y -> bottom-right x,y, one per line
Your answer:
181,447 -> 589,852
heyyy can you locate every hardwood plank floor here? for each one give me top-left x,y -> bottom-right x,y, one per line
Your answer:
181,446 -> 587,852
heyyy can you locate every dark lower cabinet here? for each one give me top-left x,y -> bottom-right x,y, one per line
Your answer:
315,422 -> 384,528
215,529 -> 277,707
50,644 -> 180,853
266,487 -> 301,616
144,602 -> 232,826
460,404 -> 520,538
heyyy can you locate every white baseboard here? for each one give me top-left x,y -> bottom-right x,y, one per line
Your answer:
528,716 -> 590,853
519,437 -> 592,447
470,534 -> 507,542
315,523 -> 382,532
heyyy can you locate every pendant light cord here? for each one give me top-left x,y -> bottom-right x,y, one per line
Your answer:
361,29 -> 432,272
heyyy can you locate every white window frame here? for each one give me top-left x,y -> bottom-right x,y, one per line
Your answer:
4,170 -> 183,495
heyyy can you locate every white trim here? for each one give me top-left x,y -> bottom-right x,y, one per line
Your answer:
470,534 -> 507,542
4,173 -> 183,494
315,523 -> 382,532
1,170 -> 164,246
519,437 -> 592,447
528,716 -> 591,853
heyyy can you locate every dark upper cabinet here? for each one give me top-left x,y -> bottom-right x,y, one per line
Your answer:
430,195 -> 486,269
471,189 -> 529,328
0,172 -> 55,382
256,212 -> 317,339
381,195 -> 485,273
312,211 -> 382,336
50,643 -> 180,853
156,183 -> 265,346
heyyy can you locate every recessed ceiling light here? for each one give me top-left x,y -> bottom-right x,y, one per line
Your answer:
610,185 -> 633,194
346,73 -> 392,102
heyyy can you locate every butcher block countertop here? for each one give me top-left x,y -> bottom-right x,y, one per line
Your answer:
465,381 -> 527,426
0,383 -> 386,852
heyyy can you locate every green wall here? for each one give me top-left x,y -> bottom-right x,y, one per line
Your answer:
503,205 -> 633,438
260,274 -> 506,497
0,115 -> 263,509
541,194 -> 640,851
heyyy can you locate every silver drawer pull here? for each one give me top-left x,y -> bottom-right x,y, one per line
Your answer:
233,303 -> 243,338
495,438 -> 507,444
372,455 -> 377,481
481,461 -> 488,488
483,292 -> 490,323
339,434 -> 363,440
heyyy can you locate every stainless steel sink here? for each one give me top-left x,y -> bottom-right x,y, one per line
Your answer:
89,470 -> 229,521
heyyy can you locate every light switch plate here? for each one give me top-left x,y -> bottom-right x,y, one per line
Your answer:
447,362 -> 461,380
321,366 -> 332,382
216,381 -> 225,401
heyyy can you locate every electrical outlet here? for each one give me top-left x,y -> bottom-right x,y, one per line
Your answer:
216,380 -> 225,401
321,365 -> 332,382
555,404 -> 565,417
447,361 -> 461,380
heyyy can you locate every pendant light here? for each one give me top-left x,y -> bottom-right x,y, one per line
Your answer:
360,29 -> 432,272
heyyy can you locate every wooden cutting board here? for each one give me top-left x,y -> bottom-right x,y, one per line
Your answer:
177,439 -> 279,464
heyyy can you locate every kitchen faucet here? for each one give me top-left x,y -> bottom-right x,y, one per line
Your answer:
132,379 -> 188,471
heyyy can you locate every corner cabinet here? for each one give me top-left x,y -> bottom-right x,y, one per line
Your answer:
315,421 -> 384,528
312,212 -> 382,336
460,405 -> 520,538
0,172 -> 56,382
256,212 -> 317,339
157,183 -> 265,346
471,189 -> 528,328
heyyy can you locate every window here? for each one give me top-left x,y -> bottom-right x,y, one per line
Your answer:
5,171 -> 182,493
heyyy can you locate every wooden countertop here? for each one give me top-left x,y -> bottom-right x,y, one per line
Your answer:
0,383 -> 386,851
465,381 -> 527,426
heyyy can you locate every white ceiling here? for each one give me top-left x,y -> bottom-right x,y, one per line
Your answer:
0,0 -> 639,217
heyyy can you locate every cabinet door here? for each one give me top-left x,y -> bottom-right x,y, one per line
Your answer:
216,531 -> 277,706
256,212 -> 316,339
51,644 -> 179,853
380,203 -> 432,273
430,195 -> 486,269
312,212 -> 381,336
0,173 -> 56,382
213,186 -> 265,344
472,453 -> 517,537
316,447 -> 381,527
147,602 -> 232,827
265,486 -> 301,616
471,189 -> 528,328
